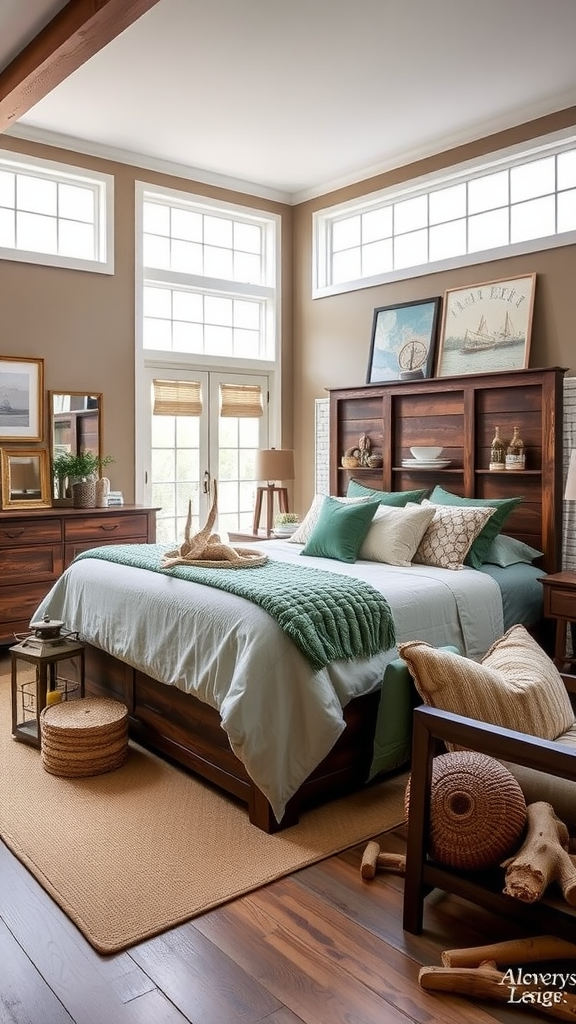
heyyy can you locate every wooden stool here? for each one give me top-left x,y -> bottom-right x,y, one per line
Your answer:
40,697 -> 128,778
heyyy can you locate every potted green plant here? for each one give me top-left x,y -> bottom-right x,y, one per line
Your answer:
52,451 -> 115,508
274,511 -> 300,537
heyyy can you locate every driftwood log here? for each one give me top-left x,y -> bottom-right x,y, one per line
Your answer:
441,935 -> 576,968
360,841 -> 406,880
501,802 -> 576,906
419,960 -> 576,1021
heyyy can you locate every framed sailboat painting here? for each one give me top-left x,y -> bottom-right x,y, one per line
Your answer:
436,273 -> 536,378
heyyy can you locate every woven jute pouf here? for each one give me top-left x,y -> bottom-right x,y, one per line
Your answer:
405,750 -> 527,870
40,697 -> 129,778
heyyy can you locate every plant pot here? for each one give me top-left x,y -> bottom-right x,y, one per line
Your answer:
72,479 -> 96,508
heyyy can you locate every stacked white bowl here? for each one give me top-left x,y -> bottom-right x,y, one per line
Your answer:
410,446 -> 444,461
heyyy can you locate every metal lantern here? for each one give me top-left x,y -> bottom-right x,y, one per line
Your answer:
10,614 -> 85,747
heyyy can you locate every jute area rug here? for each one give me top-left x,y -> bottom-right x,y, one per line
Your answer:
0,671 -> 407,955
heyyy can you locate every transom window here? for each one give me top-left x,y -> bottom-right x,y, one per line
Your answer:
0,150 -> 113,273
140,186 -> 278,361
314,131 -> 576,297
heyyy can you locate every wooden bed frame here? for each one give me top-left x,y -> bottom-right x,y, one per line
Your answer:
84,365 -> 565,832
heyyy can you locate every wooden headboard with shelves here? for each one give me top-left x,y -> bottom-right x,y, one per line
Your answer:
328,366 -> 565,574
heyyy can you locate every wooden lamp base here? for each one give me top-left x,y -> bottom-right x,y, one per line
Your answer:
252,484 -> 289,536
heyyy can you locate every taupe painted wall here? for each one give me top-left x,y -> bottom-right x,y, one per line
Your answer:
2,105 -> 576,515
293,106 -> 576,516
0,135 -> 293,503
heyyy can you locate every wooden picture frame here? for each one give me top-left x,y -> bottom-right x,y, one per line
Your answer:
1,448 -> 51,509
366,298 -> 441,384
436,274 -> 536,378
0,356 -> 44,442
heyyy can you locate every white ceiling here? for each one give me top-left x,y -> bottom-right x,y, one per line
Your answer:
3,0 -> 576,204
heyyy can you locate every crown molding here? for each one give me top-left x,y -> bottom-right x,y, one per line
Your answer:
5,123 -> 293,206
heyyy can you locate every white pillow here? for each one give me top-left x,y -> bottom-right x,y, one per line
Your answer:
413,499 -> 497,570
288,494 -> 370,544
359,503 -> 435,565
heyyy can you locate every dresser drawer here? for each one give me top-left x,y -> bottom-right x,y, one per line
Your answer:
0,518 -> 62,548
3,545 -> 63,584
0,581 -> 56,629
64,513 -> 150,544
546,587 -> 576,619
64,536 -> 147,566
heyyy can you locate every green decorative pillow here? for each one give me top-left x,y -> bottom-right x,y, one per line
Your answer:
288,494 -> 370,545
483,534 -> 543,567
301,496 -> 381,562
428,485 -> 522,569
347,479 -> 428,505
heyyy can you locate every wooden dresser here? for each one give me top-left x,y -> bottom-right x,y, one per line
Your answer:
0,505 -> 157,645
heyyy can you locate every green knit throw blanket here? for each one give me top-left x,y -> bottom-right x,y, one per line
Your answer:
74,544 -> 396,671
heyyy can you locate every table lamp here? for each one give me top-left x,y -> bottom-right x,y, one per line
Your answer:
253,448 -> 295,536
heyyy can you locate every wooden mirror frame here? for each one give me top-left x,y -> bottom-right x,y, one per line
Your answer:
1,448 -> 51,509
48,391 -> 102,503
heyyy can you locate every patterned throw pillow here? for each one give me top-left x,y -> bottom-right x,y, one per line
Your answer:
412,500 -> 496,570
398,624 -> 575,741
288,494 -> 370,544
428,485 -> 522,568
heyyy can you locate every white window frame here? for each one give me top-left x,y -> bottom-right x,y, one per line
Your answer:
135,182 -> 282,505
313,127 -> 576,298
0,149 -> 114,274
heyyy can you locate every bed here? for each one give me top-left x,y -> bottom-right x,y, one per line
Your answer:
32,366 -> 565,832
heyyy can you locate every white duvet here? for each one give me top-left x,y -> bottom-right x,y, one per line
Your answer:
33,540 -> 503,821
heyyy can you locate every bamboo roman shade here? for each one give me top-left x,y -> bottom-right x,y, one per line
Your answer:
152,380 -> 203,416
220,383 -> 263,418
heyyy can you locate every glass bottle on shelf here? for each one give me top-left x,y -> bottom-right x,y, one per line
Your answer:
489,426 -> 507,471
505,425 -> 526,471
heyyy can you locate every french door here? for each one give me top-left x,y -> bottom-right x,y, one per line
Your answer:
140,367 -> 269,545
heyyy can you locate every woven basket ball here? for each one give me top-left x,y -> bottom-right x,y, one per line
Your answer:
405,751 -> 526,870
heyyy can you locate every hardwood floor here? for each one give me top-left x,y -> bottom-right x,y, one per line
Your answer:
1,650 -> 541,1024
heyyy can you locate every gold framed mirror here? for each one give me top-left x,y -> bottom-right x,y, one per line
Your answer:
49,391 -> 102,502
1,448 -> 51,509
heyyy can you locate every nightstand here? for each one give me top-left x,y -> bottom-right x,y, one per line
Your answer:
227,530 -> 276,543
540,571 -> 576,670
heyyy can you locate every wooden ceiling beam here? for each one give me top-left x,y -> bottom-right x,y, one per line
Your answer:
0,0 -> 164,132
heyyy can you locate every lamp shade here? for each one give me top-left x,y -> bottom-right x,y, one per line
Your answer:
565,449 -> 576,500
255,448 -> 295,482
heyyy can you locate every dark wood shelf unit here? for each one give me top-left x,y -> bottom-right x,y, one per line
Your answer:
328,366 -> 565,574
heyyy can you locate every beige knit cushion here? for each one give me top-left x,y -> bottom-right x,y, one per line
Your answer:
412,501 -> 496,570
398,624 -> 576,741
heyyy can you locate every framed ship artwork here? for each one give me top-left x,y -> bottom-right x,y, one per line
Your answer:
366,297 -> 441,384
436,273 -> 536,378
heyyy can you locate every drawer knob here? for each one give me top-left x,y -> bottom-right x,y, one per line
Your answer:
100,524 -> 119,532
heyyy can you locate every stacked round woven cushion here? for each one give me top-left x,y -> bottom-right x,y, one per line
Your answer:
406,750 -> 527,870
40,698 -> 129,778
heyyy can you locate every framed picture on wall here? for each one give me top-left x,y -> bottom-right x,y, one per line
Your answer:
436,273 -> 536,378
366,297 -> 441,384
0,448 -> 51,510
0,356 -> 44,442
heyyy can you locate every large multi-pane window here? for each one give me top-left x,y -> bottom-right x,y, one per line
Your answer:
0,150 -> 113,272
314,131 -> 576,296
141,187 -> 276,360
136,183 -> 280,540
